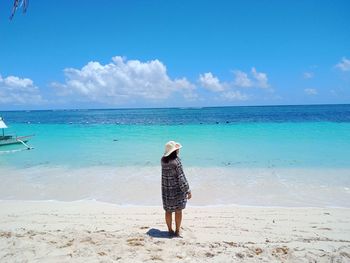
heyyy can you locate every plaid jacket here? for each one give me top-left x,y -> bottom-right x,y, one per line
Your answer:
161,157 -> 190,212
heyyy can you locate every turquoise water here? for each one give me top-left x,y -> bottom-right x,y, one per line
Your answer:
0,105 -> 350,206
1,122 -> 350,169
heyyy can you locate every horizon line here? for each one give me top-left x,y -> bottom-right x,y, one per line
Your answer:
0,102 -> 349,112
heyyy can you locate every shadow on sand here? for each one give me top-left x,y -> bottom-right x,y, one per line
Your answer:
146,228 -> 172,239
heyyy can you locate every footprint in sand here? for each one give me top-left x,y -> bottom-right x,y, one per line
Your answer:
80,236 -> 96,245
236,252 -> 245,259
59,238 -> 74,248
272,246 -> 289,256
127,237 -> 145,247
0,231 -> 12,238
150,255 -> 163,261
205,252 -> 215,258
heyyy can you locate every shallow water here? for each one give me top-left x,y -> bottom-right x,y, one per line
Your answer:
1,105 -> 350,206
0,166 -> 349,207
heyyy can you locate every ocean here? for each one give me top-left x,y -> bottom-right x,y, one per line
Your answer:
1,104 -> 350,207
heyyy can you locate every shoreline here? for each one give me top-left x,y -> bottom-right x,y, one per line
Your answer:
1,199 -> 350,210
1,166 -> 350,208
1,200 -> 350,262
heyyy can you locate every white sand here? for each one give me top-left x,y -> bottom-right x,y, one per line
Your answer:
0,201 -> 350,262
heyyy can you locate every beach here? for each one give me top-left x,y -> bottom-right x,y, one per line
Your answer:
1,106 -> 350,262
2,0 -> 350,260
0,201 -> 350,262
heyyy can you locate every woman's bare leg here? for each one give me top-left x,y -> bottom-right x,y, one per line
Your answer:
165,211 -> 173,233
175,210 -> 182,236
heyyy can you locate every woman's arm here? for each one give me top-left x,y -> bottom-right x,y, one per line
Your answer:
175,159 -> 191,194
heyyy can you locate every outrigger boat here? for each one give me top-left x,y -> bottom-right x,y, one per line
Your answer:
0,117 -> 34,149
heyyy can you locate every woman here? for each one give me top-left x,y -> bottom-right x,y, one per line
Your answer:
161,141 -> 192,237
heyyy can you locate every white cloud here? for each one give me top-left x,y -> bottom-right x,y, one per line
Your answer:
335,57 -> 350,72
198,72 -> 225,92
0,75 -> 44,105
303,72 -> 314,79
233,68 -> 270,89
251,67 -> 269,88
196,67 -> 271,102
304,88 -> 318,95
52,56 -> 197,104
233,70 -> 252,88
220,91 -> 249,101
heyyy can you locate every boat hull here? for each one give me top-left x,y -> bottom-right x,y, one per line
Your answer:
0,135 -> 33,147
0,139 -> 28,146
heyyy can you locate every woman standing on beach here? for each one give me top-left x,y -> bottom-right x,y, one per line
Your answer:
161,141 -> 192,237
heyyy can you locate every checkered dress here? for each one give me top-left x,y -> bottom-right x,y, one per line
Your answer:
161,157 -> 190,212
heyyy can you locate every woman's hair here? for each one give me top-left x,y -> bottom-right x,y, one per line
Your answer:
161,150 -> 177,163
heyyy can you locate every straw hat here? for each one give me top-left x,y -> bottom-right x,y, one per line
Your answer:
163,141 -> 182,157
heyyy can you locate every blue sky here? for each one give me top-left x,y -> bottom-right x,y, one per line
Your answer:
0,0 -> 349,110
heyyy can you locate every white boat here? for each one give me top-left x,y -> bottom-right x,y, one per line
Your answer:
0,117 -> 34,148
